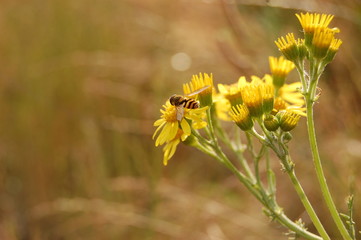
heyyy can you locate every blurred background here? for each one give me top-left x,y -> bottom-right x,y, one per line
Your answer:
0,0 -> 361,239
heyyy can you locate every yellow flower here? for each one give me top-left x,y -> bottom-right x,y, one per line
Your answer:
241,82 -> 263,118
324,38 -> 342,63
229,104 -> 253,131
153,101 -> 208,147
329,38 -> 343,52
296,12 -> 336,46
240,75 -> 275,118
269,56 -> 295,88
217,76 -> 246,107
275,33 -> 304,61
183,73 -> 214,107
312,28 -> 335,59
296,12 -> 334,34
261,82 -> 274,114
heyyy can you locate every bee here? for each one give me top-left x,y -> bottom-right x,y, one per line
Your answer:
169,85 -> 211,121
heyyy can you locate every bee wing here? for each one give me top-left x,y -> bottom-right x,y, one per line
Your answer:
186,85 -> 211,98
176,106 -> 184,121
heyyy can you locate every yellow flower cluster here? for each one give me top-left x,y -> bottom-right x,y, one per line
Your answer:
275,12 -> 342,63
215,57 -> 304,131
153,12 -> 341,165
214,71 -> 303,133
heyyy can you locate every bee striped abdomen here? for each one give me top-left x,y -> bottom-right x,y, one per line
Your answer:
182,99 -> 199,109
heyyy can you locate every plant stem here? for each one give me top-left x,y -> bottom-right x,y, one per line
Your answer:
213,143 -> 323,240
256,124 -> 330,240
276,213 -> 322,240
214,118 -> 256,182
204,111 -> 323,240
284,155 -> 330,240
306,99 -> 352,240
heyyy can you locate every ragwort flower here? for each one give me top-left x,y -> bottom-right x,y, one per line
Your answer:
229,104 -> 253,131
269,56 -> 295,89
324,38 -> 342,64
217,76 -> 247,106
275,33 -> 306,61
296,12 -> 337,46
153,101 -> 208,147
183,73 -> 214,107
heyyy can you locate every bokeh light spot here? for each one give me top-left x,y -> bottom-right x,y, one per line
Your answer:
170,52 -> 192,71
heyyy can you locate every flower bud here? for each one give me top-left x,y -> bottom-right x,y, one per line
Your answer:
264,114 -> 279,131
278,110 -> 301,132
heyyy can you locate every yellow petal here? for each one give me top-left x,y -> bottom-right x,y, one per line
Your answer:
163,139 -> 180,166
152,121 -> 166,140
180,119 -> 191,136
181,132 -> 188,141
218,84 -> 228,94
156,123 -> 171,146
154,118 -> 165,126
168,122 -> 179,141
284,82 -> 302,90
283,95 -> 305,105
193,122 -> 207,129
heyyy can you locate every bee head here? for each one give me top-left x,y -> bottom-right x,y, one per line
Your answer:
169,94 -> 182,106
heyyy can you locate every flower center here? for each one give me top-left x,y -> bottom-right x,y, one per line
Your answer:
163,105 -> 178,122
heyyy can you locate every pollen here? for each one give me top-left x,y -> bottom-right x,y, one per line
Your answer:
162,104 -> 179,122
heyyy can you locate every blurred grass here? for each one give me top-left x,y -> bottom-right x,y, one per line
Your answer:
0,0 -> 360,239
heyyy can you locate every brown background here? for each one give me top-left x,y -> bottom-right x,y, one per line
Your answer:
0,0 -> 360,239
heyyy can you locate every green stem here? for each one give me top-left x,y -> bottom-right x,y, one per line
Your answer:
211,142 -> 322,240
295,59 -> 308,93
206,107 -> 217,143
214,118 -> 256,182
276,213 -> 322,240
284,155 -> 330,240
255,124 -> 330,239
306,99 -> 352,240
204,112 -> 322,239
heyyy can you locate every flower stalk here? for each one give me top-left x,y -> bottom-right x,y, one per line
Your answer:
305,90 -> 352,240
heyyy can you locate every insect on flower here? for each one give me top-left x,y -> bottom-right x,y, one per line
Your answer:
169,85 -> 210,121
